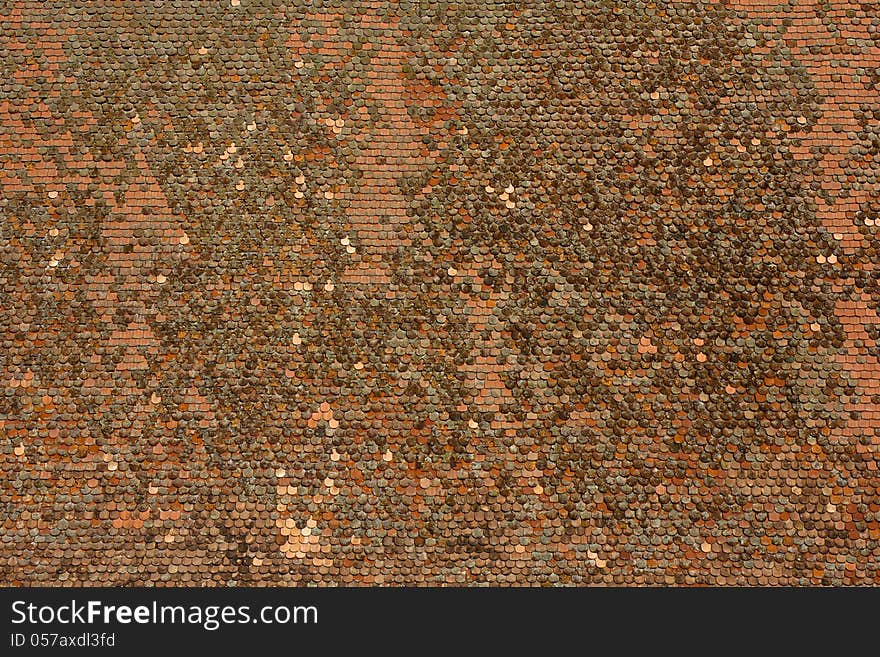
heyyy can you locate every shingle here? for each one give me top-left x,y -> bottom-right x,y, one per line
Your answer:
1,0 -> 879,587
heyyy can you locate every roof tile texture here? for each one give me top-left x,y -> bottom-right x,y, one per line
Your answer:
2,0 -> 880,585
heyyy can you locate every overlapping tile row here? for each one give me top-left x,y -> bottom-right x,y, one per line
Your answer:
1,0 -> 878,585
